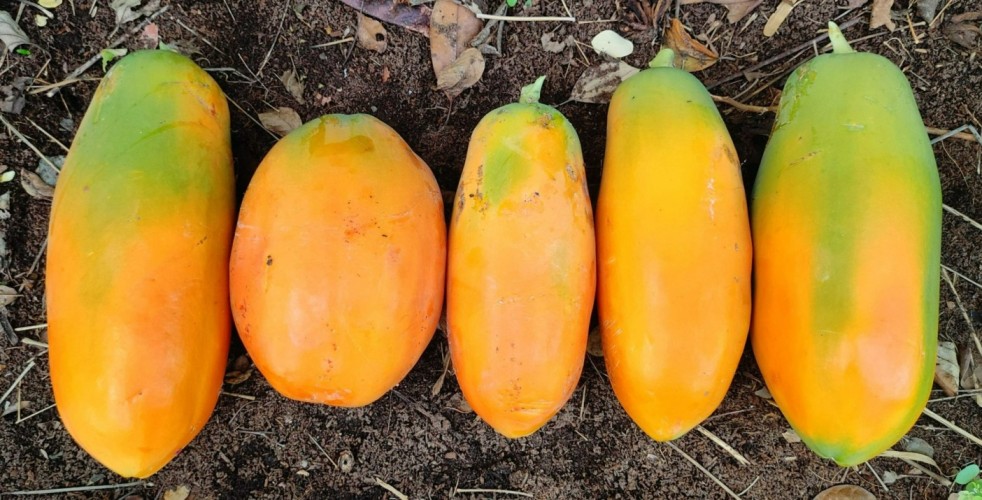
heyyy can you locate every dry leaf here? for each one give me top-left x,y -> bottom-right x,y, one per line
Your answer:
870,0 -> 896,31
934,341 -> 959,396
663,18 -> 719,72
813,484 -> 876,500
782,429 -> 801,443
917,0 -> 942,22
259,107 -> 302,136
357,13 -> 388,53
20,170 -> 54,199
339,0 -> 432,35
679,0 -> 764,24
881,470 -> 899,485
591,30 -> 634,58
540,32 -> 568,53
0,285 -> 18,307
163,485 -> 190,500
570,61 -> 640,103
279,69 -> 305,104
754,387 -> 773,399
958,343 -> 982,407
903,436 -> 934,458
435,47 -> 485,97
763,0 -> 796,37
0,11 -> 31,52
945,13 -> 982,49
587,325 -> 603,357
1,76 -> 30,115
224,354 -> 253,385
429,0 -> 483,77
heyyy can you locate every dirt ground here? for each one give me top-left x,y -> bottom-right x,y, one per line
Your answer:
1,0 -> 981,498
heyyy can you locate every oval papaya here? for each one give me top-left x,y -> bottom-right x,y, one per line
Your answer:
229,114 -> 445,407
596,49 -> 752,441
47,50 -> 234,478
751,23 -> 941,466
447,78 -> 596,438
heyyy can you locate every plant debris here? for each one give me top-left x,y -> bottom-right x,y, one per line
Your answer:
679,0 -> 763,24
357,13 -> 388,53
435,47 -> 484,98
958,343 -> 982,407
279,69 -> 305,104
339,0 -> 432,36
429,0 -> 483,77
259,107 -> 302,136
0,77 -> 30,114
20,169 -> 54,199
0,285 -> 17,307
591,30 -> 634,58
813,484 -> 876,500
870,0 -> 896,31
935,340 -> 959,397
569,61 -> 640,103
540,32 -> 571,53
663,18 -> 719,72
0,11 -> 31,52
944,12 -> 982,50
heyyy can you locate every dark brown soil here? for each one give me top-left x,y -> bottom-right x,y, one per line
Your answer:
1,0 -> 981,498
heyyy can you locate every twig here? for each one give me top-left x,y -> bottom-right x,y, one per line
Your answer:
894,456 -> 952,486
306,433 -> 339,469
737,476 -> 760,497
15,0 -> 54,18
711,95 -> 776,114
921,407 -> 982,448
45,5 -> 171,98
4,481 -> 147,496
941,267 -> 982,357
879,450 -> 940,469
16,403 -> 55,424
865,462 -> 889,493
14,323 -> 47,332
454,488 -> 533,498
222,0 -> 235,21
0,114 -> 60,173
20,237 -> 49,291
666,441 -> 742,499
943,203 -> 982,232
942,264 -> 982,291
257,0 -> 290,76
224,93 -> 279,140
375,478 -> 408,500
577,17 -> 617,24
929,124 -> 981,144
24,117 -> 69,153
311,37 -> 354,49
20,338 -> 48,349
0,360 -> 36,407
696,425 -> 751,466
29,77 -> 102,95
173,17 -> 227,56
476,13 -> 575,22
220,390 -> 256,401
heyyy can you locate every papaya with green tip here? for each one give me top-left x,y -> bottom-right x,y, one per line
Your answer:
447,78 -> 596,438
597,48 -> 752,441
47,50 -> 235,478
751,22 -> 941,466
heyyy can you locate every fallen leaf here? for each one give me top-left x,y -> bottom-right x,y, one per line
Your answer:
339,0 -> 432,36
20,170 -> 54,199
540,32 -> 568,53
754,387 -> 772,399
570,61 -> 640,103
110,0 -> 143,25
663,18 -> 719,72
259,107 -> 302,137
0,76 -> 30,114
0,170 -> 12,184
357,13 -> 388,53
429,0 -> 483,77
34,15 -> 48,28
763,0 -> 796,37
813,484 -> 876,500
0,11 -> 31,52
163,485 -> 190,500
782,429 -> 801,443
870,0 -> 896,31
0,285 -> 17,307
944,12 -> 982,49
591,30 -> 634,58
934,340 -> 959,396
39,0 -> 62,7
435,47 -> 484,97
903,436 -> 934,458
917,0 -> 941,22
1,400 -> 30,417
587,325 -> 603,357
881,470 -> 899,485
279,69 -> 305,104
958,343 -> 982,407
224,354 -> 253,385
679,0 -> 764,24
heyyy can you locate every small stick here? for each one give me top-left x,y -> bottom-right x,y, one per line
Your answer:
943,203 -> 982,232
865,462 -> 889,492
0,114 -> 60,173
16,403 -> 55,424
21,237 -> 49,289
224,93 -> 279,140
257,0 -> 291,76
29,77 -> 101,95
711,95 -> 776,114
941,267 -> 982,356
173,17 -> 227,56
666,441 -> 742,499
311,37 -> 354,49
576,17 -> 618,24
45,5 -> 171,98
921,407 -> 982,448
454,488 -> 533,498
375,478 -> 408,500
737,476 -> 761,497
696,425 -> 751,466
929,124 -> 981,144
222,0 -> 235,22
307,433 -> 339,469
24,117 -> 69,153
894,456 -> 952,486
942,264 -> 982,290
220,390 -> 256,401
0,360 -> 36,407
14,323 -> 47,332
476,14 -> 575,22
4,481 -> 146,496
15,0 -> 54,18
20,338 -> 48,349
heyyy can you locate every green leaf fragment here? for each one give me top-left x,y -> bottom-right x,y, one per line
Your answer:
956,464 -> 981,485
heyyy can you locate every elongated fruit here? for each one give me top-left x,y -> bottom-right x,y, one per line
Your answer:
230,114 -> 445,407
597,49 -> 752,441
447,78 -> 596,438
751,22 -> 941,466
47,50 -> 234,478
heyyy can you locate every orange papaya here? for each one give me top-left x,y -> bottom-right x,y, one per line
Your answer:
229,114 -> 445,407
447,78 -> 596,438
47,50 -> 234,478
751,22 -> 942,466
596,49 -> 752,441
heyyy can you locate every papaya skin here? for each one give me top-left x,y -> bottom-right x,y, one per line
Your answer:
597,49 -> 752,441
448,82 -> 596,438
751,23 -> 941,466
230,114 -> 445,407
47,50 -> 234,478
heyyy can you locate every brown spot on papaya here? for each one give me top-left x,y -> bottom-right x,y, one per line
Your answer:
266,255 -> 273,266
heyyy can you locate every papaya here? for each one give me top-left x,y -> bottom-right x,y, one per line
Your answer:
229,114 -> 445,407
47,50 -> 234,478
751,22 -> 941,466
447,78 -> 596,438
596,49 -> 752,441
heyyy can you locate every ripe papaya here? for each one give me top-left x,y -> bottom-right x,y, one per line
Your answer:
230,114 -> 445,407
751,22 -> 941,466
596,49 -> 752,441
47,50 -> 234,478
447,78 -> 596,438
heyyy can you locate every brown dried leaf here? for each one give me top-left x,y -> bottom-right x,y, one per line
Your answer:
934,341 -> 959,396
357,13 -> 388,53
763,0 -> 796,37
679,0 -> 764,24
663,19 -> 719,72
259,107 -> 302,137
813,485 -> 876,500
338,0 -> 432,35
945,14 -> 981,49
224,354 -> 253,386
870,0 -> 896,31
279,69 -> 305,105
0,285 -> 18,307
587,325 -> 603,357
435,47 -> 485,97
163,486 -> 190,500
570,61 -> 640,104
429,0 -> 483,77
541,32 -> 568,53
958,344 -> 982,407
20,169 -> 54,199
